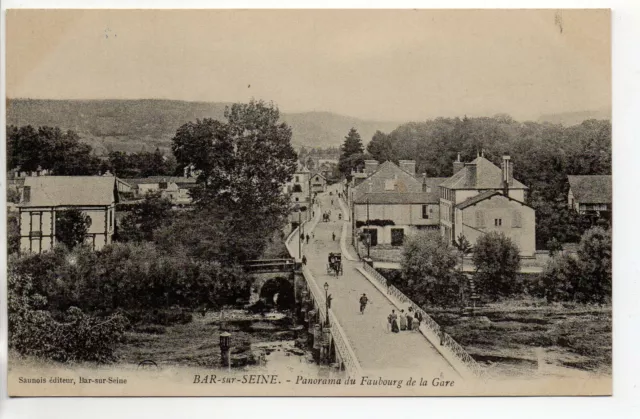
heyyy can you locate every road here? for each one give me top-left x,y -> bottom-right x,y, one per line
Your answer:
301,185 -> 459,377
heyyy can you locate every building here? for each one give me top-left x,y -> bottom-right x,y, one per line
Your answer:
309,172 -> 327,194
124,176 -> 197,203
567,175 -> 612,217
285,164 -> 311,205
18,176 -> 118,253
350,160 -> 444,251
439,155 -> 536,256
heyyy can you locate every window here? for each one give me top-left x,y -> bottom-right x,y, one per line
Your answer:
159,182 -> 168,189
23,186 -> 31,203
494,218 -> 503,227
292,184 -> 302,193
475,210 -> 485,228
295,197 -> 299,202
391,228 -> 405,246
422,205 -> 430,219
109,209 -> 113,229
512,210 -> 522,228
363,228 -> 378,246
295,176 -> 299,183
384,179 -> 396,191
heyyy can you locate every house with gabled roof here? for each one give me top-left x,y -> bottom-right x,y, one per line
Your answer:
350,160 -> 444,253
18,176 -> 118,253
567,175 -> 612,217
439,155 -> 536,256
309,171 -> 327,194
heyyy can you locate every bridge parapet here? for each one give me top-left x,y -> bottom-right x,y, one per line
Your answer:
286,222 -> 362,376
361,263 -> 485,379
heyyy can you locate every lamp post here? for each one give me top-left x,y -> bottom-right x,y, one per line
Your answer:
324,282 -> 330,327
219,332 -> 231,371
298,209 -> 302,259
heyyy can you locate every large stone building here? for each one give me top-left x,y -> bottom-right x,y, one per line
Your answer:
439,155 -> 536,257
350,160 -> 446,252
18,176 -> 118,253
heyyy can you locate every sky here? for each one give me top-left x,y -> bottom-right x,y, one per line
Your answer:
6,9 -> 611,121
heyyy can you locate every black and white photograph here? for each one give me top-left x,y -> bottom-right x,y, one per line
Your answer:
3,8 -> 613,397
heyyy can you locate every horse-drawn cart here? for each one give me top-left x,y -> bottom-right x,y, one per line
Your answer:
326,252 -> 343,276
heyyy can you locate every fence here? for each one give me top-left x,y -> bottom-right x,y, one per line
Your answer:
362,263 -> 485,378
285,218 -> 362,376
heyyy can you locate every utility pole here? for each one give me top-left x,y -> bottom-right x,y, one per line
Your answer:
298,210 -> 302,260
366,197 -> 371,258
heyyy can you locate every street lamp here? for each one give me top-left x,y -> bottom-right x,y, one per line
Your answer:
324,282 -> 330,327
219,332 -> 231,371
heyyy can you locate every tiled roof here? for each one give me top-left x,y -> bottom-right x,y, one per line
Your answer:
21,176 -> 116,207
353,192 -> 436,205
440,156 -> 527,190
568,175 -> 612,204
352,161 -> 423,199
456,190 -> 532,210
422,177 -> 449,203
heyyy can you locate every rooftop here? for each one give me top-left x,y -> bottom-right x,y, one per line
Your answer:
568,175 -> 612,204
20,176 -> 117,207
440,156 -> 527,190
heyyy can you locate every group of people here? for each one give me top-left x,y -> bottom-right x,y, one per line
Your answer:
387,307 -> 422,333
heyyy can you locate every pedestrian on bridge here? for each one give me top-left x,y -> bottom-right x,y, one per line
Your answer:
332,232 -> 336,241
302,255 -> 307,265
359,294 -> 369,314
389,310 -> 399,333
305,234 -> 310,244
399,309 -> 408,331
406,307 -> 414,331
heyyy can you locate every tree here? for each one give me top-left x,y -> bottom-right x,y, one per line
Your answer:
7,125 -> 99,175
55,209 -> 92,249
400,231 -> 464,307
338,128 -> 365,177
367,130 -> 395,162
171,100 -> 298,262
453,233 -> 473,272
472,232 -> 521,298
116,192 -> 172,242
7,213 -> 21,254
575,226 -> 612,303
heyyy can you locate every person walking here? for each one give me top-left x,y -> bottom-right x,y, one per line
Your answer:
359,294 -> 369,314
332,232 -> 336,241
302,254 -> 307,265
414,310 -> 423,330
399,309 -> 407,331
406,307 -> 414,331
389,310 -> 399,333
305,234 -> 310,244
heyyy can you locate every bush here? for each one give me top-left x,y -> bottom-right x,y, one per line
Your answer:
8,271 -> 128,363
473,232 -> 521,299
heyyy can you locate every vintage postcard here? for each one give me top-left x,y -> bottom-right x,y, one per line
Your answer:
4,9 -> 611,396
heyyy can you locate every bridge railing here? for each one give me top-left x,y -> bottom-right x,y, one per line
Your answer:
362,263 -> 485,378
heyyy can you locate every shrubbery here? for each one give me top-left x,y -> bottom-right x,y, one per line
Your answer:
541,227 -> 612,303
8,271 -> 128,362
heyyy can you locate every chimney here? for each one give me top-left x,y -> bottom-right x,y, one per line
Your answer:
501,155 -> 512,196
23,186 -> 31,203
465,163 -> 477,187
398,160 -> 416,176
364,160 -> 379,175
452,153 -> 464,174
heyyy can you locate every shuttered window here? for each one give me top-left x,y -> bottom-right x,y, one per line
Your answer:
512,210 -> 522,228
475,210 -> 485,228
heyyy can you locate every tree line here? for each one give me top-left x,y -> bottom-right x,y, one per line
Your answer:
7,125 -> 177,178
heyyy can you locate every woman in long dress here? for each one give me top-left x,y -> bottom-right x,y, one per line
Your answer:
389,310 -> 399,333
399,309 -> 407,331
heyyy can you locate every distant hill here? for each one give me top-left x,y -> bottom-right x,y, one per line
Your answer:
6,99 -> 399,155
537,108 -> 611,126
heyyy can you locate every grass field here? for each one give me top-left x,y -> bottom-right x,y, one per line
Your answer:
429,299 -> 612,378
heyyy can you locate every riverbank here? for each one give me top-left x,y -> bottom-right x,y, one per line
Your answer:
10,308 -> 321,373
